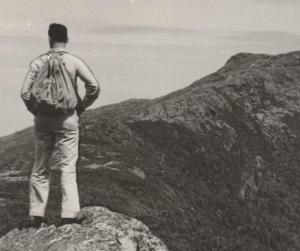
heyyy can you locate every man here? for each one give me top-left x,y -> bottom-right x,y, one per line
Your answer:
21,23 -> 100,226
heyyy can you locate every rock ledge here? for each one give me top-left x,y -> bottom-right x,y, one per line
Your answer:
0,207 -> 168,251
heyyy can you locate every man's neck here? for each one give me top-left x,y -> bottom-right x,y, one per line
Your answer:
51,42 -> 66,49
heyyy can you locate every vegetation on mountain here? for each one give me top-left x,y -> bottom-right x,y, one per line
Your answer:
1,52 -> 300,250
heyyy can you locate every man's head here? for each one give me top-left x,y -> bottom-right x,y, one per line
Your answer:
48,23 -> 68,48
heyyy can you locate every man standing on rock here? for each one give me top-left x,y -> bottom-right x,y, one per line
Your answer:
21,23 -> 100,226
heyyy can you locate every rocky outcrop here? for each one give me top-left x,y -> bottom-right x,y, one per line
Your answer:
0,207 -> 168,251
0,51 -> 300,250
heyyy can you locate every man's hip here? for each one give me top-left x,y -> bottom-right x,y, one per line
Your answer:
34,110 -> 79,133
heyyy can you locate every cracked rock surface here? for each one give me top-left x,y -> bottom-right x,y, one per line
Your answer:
0,207 -> 168,251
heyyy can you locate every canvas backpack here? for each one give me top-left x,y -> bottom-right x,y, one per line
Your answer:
30,51 -> 78,115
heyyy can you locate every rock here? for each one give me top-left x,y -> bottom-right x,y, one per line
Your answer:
0,170 -> 28,182
0,207 -> 168,251
129,166 -> 146,180
85,161 -> 122,171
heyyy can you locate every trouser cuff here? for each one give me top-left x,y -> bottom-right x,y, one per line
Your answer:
29,210 -> 45,217
61,211 -> 80,218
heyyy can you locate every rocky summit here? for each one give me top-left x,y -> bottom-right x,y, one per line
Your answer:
0,206 -> 168,251
0,51 -> 300,250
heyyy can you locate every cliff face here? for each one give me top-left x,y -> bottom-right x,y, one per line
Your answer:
0,52 -> 300,250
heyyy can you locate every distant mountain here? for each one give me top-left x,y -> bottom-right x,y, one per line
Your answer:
1,51 -> 300,250
92,25 -> 197,34
221,30 -> 300,42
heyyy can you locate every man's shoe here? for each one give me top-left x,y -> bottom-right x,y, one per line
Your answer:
20,216 -> 47,229
60,217 -> 85,226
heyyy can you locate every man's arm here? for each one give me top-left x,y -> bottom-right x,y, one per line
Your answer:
75,57 -> 100,113
21,59 -> 40,115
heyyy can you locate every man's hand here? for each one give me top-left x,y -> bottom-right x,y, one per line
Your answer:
22,95 -> 39,116
76,104 -> 85,115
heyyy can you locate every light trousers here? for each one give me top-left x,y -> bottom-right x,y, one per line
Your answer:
29,111 -> 80,218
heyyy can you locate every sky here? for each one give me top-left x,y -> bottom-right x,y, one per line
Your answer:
1,0 -> 300,137
0,0 -> 300,35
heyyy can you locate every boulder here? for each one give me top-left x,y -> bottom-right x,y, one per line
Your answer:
0,207 -> 168,251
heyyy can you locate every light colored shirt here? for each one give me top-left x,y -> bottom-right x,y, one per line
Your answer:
21,47 -> 100,112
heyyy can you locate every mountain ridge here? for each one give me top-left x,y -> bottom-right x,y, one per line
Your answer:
91,25 -> 199,34
0,51 -> 300,250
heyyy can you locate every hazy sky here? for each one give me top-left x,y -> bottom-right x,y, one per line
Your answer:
1,0 -> 300,137
1,0 -> 300,35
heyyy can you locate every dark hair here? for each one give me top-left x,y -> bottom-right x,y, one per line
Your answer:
48,23 -> 68,43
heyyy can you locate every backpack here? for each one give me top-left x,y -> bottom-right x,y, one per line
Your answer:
30,51 -> 78,115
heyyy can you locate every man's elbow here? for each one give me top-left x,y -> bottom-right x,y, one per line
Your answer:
95,82 -> 100,99
92,80 -> 100,100
20,91 -> 31,101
